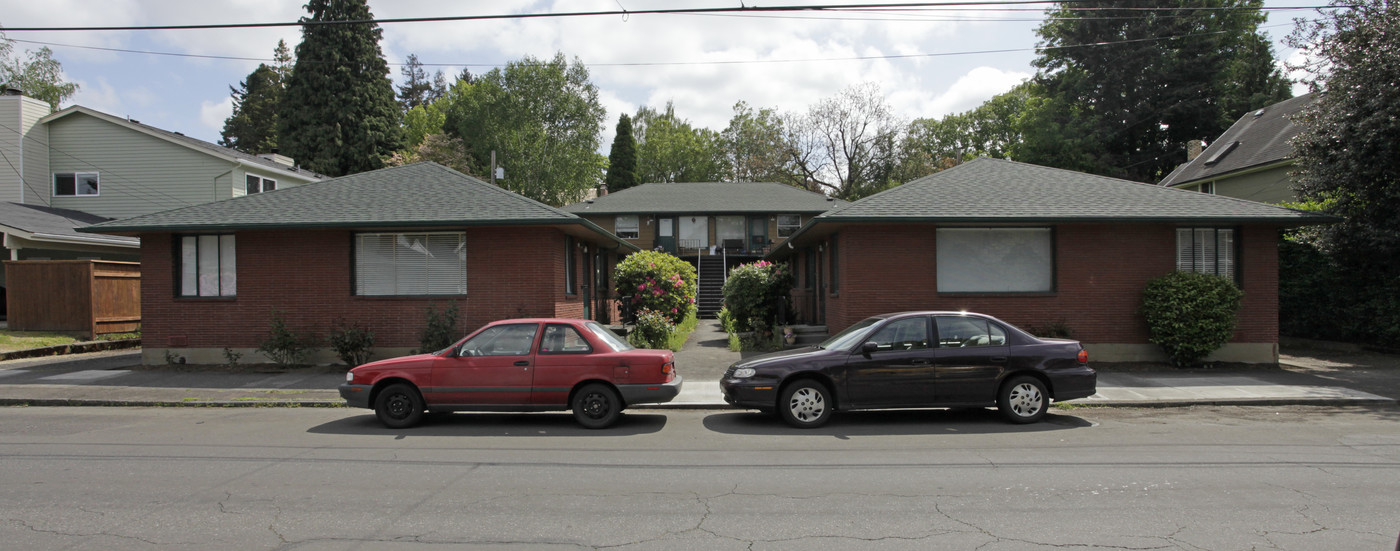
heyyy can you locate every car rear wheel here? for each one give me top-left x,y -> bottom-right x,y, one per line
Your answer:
572,383 -> 622,429
375,383 -> 425,429
998,376 -> 1048,424
778,379 -> 833,428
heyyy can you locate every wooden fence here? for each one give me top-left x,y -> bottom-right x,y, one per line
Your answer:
3,260 -> 141,339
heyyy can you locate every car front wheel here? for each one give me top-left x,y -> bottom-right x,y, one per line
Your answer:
375,383 -> 426,429
572,383 -> 623,429
998,376 -> 1048,424
778,379 -> 833,428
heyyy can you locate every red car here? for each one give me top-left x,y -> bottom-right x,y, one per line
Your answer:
340,318 -> 682,429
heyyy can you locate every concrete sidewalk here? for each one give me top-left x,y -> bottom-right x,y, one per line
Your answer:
0,347 -> 1393,409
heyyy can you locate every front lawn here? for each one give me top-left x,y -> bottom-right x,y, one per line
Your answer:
0,330 -> 77,352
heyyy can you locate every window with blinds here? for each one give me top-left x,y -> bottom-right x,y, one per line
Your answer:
355,232 -> 467,296
1176,228 -> 1235,278
179,234 -> 236,297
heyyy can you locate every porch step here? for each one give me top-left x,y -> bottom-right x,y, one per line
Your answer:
696,258 -> 727,318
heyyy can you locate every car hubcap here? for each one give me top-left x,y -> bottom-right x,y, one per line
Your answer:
1008,383 -> 1043,417
582,392 -> 610,419
386,394 -> 411,419
788,387 -> 825,423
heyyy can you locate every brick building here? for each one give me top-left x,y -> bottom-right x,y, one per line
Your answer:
769,158 -> 1333,364
83,162 -> 635,365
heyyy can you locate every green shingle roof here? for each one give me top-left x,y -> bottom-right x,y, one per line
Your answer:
563,181 -> 845,215
811,157 -> 1333,225
80,163 -> 633,249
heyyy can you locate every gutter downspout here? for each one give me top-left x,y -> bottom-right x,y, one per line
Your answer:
214,165 -> 234,202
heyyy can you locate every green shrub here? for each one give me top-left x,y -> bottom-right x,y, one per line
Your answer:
222,347 -> 242,366
258,310 -> 316,366
419,304 -> 460,353
721,260 -> 794,334
716,306 -> 734,333
614,251 -> 698,324
329,319 -> 376,367
628,309 -> 675,349
1140,272 -> 1244,366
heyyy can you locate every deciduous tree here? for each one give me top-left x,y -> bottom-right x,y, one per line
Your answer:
633,102 -> 727,183
442,53 -> 605,206
0,36 -> 79,109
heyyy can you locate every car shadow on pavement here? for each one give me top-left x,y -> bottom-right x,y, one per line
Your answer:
306,411 -> 668,437
701,408 -> 1094,436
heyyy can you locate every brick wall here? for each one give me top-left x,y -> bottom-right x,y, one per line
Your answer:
817,223 -> 1279,345
142,227 -> 586,350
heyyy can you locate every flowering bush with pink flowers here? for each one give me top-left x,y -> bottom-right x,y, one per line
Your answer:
613,250 -> 698,324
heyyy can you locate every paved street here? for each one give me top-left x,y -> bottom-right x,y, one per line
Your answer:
2,406 -> 1397,550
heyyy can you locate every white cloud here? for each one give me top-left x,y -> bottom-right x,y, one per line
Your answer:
199,97 -> 234,134
919,66 -> 1031,118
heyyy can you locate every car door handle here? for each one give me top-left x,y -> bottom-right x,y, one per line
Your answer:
514,360 -> 530,366
911,359 -> 931,365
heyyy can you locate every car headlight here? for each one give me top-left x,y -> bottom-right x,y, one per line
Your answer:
733,367 -> 756,379
345,371 -> 356,383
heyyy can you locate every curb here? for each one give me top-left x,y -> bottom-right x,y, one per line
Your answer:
0,398 -> 346,408
0,339 -> 142,361
1067,397 -> 1397,408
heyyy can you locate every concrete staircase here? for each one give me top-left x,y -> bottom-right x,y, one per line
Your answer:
696,257 -> 726,318
783,324 -> 828,348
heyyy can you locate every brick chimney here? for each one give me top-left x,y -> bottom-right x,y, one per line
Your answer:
599,183 -> 608,196
1187,140 -> 1205,162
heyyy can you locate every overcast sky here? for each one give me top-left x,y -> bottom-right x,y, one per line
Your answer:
3,0 -> 1318,151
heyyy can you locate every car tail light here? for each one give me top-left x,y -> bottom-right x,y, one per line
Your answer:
662,361 -> 675,381
1077,349 -> 1089,364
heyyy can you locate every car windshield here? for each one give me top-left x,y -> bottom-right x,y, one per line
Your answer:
586,321 -> 634,352
819,317 -> 882,351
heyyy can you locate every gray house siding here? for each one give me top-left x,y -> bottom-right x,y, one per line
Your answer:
46,113 -> 240,219
0,94 -> 52,206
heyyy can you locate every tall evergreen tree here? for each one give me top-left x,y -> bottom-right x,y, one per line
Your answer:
397,53 -> 434,112
279,0 -> 403,176
604,114 -> 641,193
219,62 -> 283,154
1022,0 -> 1291,182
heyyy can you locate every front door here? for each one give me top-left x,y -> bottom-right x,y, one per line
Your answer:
842,316 -> 935,407
429,323 -> 539,405
656,217 -> 676,253
748,216 -> 768,253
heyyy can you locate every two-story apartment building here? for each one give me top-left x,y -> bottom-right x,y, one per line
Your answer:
564,182 -> 845,316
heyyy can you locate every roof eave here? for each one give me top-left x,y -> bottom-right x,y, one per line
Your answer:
1164,158 -> 1296,188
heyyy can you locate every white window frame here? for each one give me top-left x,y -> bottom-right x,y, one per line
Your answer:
245,174 -> 278,195
936,227 -> 1054,293
615,215 -> 640,239
1176,227 -> 1236,279
355,232 -> 467,296
179,234 -> 236,297
777,214 -> 802,237
54,172 -> 100,197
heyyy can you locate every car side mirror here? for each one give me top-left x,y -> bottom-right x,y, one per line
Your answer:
861,341 -> 879,357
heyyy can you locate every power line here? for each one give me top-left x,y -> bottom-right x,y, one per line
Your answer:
0,1 -> 1346,32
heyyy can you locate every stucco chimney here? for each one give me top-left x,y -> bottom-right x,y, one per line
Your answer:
1187,140 -> 1205,162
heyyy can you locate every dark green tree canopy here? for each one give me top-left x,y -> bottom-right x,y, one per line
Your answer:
604,113 -> 641,193
442,53 -> 605,206
1287,0 -> 1400,344
279,0 -> 403,176
1023,0 -> 1291,182
220,62 -> 283,154
397,53 -> 435,112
